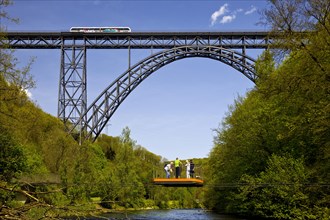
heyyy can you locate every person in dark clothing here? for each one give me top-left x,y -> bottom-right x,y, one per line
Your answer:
189,159 -> 195,178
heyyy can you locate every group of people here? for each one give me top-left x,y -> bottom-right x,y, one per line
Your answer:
164,158 -> 195,179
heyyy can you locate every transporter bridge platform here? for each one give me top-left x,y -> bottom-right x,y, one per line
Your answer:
152,178 -> 204,187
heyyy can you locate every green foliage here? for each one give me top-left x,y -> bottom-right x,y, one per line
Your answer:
0,2 -> 207,218
255,49 -> 275,83
97,134 -> 120,160
113,128 -> 146,207
0,127 -> 27,182
205,1 -> 330,218
233,155 -> 312,219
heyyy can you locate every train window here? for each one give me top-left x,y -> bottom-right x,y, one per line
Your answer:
70,27 -> 131,33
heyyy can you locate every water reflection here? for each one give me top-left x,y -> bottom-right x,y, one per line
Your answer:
86,209 -> 248,220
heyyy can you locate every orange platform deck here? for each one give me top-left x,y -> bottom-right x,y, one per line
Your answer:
152,178 -> 204,187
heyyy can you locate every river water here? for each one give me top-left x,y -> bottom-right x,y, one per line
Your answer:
86,209 -> 248,219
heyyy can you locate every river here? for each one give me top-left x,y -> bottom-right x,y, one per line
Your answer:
85,209 -> 249,219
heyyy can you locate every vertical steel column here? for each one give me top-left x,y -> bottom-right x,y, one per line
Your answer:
58,39 -> 66,123
242,36 -> 246,66
58,37 -> 87,141
128,42 -> 131,69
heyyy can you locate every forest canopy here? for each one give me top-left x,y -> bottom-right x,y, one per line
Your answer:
204,0 -> 330,219
0,2 -> 205,219
1,0 -> 329,219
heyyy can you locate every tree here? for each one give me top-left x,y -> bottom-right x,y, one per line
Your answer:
0,0 -> 35,116
0,126 -> 27,182
114,127 -> 145,207
234,155 -> 329,219
260,0 -> 330,70
204,1 -> 330,217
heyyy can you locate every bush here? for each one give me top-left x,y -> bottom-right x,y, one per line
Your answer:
233,154 -> 328,219
0,128 -> 27,182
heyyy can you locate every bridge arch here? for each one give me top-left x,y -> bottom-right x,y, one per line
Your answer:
71,46 -> 257,141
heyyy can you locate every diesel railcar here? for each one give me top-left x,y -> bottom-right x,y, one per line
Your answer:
70,27 -> 131,33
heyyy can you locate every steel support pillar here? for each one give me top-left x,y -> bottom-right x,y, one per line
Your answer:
58,39 -> 87,141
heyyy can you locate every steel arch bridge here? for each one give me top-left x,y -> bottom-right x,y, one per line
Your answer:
75,46 -> 256,141
1,31 -> 272,143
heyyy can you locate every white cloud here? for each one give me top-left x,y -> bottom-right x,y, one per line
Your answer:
211,4 -> 229,26
245,6 -> 257,15
220,15 -> 236,24
210,4 -> 256,26
24,89 -> 32,99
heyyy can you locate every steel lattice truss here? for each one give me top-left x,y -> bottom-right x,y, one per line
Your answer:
69,46 -> 256,141
1,31 -> 272,143
58,44 -> 87,133
2,32 -> 271,49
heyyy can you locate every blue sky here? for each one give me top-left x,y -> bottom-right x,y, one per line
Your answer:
4,0 -> 268,161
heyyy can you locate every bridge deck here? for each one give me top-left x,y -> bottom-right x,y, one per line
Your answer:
2,31 -> 271,49
152,178 -> 204,187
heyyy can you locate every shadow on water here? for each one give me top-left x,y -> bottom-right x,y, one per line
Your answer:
83,209 -> 251,220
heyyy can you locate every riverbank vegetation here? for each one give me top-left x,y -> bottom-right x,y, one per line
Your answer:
1,2 -> 205,219
1,0 -> 330,219
0,77 -> 205,219
204,1 -> 329,219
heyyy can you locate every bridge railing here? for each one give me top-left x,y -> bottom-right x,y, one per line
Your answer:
153,164 -> 203,179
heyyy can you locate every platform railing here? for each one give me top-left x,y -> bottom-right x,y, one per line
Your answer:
153,164 -> 203,179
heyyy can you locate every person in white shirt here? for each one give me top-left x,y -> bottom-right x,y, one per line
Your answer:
185,160 -> 190,178
164,162 -> 173,178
